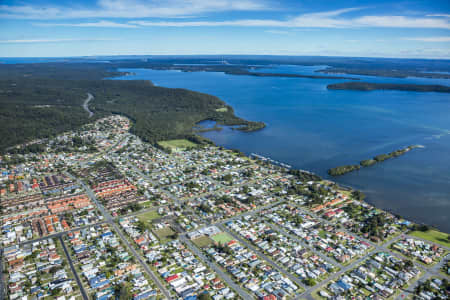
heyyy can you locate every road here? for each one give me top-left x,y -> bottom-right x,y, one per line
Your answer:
4,221 -> 106,249
180,234 -> 254,299
0,249 -> 5,300
396,252 -> 450,300
218,219 -> 378,299
264,221 -> 341,268
59,236 -> 88,300
82,93 -> 94,118
219,223 -> 307,296
76,177 -> 173,299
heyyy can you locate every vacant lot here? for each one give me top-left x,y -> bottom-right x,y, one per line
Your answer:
410,229 -> 450,248
192,236 -> 215,248
137,210 -> 161,224
157,139 -> 197,150
153,227 -> 175,242
211,232 -> 233,244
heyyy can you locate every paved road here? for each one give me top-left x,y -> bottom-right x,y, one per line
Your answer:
396,252 -> 450,300
0,249 -> 5,300
180,234 -> 254,299
219,218 -> 375,299
219,223 -> 307,294
1,221 -> 107,249
82,93 -> 94,118
59,236 -> 88,300
265,221 -> 341,269
76,177 -> 173,299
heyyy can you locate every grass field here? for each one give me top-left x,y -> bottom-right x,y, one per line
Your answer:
211,232 -> 233,244
154,227 -> 175,242
215,107 -> 228,112
140,200 -> 153,208
192,236 -> 215,248
157,139 -> 197,150
410,229 -> 450,248
318,230 -> 327,239
137,210 -> 161,223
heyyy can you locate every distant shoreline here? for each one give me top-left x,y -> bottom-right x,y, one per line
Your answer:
327,82 -> 450,93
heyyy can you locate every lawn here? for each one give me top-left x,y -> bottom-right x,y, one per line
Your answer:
137,210 -> 161,223
140,200 -> 154,208
409,229 -> 450,248
318,230 -> 327,239
211,232 -> 233,244
192,236 -> 215,248
153,227 -> 175,242
157,139 -> 197,150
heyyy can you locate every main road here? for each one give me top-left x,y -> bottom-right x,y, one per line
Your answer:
76,176 -> 172,299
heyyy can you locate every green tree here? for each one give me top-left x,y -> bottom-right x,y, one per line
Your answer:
198,292 -> 212,300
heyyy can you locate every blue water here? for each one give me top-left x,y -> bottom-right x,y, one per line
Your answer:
114,66 -> 450,232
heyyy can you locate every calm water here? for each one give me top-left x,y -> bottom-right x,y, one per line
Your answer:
114,66 -> 450,232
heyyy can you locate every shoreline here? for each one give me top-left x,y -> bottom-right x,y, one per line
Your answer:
187,136 -> 448,234
327,81 -> 450,93
243,148 -> 449,235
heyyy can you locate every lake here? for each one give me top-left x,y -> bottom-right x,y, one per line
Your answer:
114,65 -> 450,232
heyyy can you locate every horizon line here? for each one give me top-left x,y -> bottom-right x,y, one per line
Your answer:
1,53 -> 450,61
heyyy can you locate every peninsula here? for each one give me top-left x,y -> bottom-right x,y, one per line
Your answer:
133,63 -> 358,80
328,145 -> 422,176
0,62 -> 265,152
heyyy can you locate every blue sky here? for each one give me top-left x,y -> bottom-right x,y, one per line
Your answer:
0,0 -> 449,58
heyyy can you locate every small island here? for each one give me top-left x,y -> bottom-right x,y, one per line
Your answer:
328,164 -> 361,176
327,82 -> 450,93
328,145 -> 422,176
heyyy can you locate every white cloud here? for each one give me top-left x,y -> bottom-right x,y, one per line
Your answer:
0,38 -> 119,43
265,30 -> 290,35
426,14 -> 450,18
3,1 -> 449,31
130,9 -> 450,29
355,15 -> 450,29
403,36 -> 450,42
0,0 -> 271,19
35,20 -> 139,28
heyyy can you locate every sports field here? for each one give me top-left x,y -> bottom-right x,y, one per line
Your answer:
211,232 -> 233,244
157,139 -> 197,150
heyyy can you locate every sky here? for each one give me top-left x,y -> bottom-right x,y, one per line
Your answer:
0,0 -> 449,58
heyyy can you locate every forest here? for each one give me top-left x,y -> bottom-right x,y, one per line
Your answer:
0,63 -> 264,152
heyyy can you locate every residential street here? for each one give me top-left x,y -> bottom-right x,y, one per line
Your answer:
180,234 -> 254,299
59,236 -> 88,300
